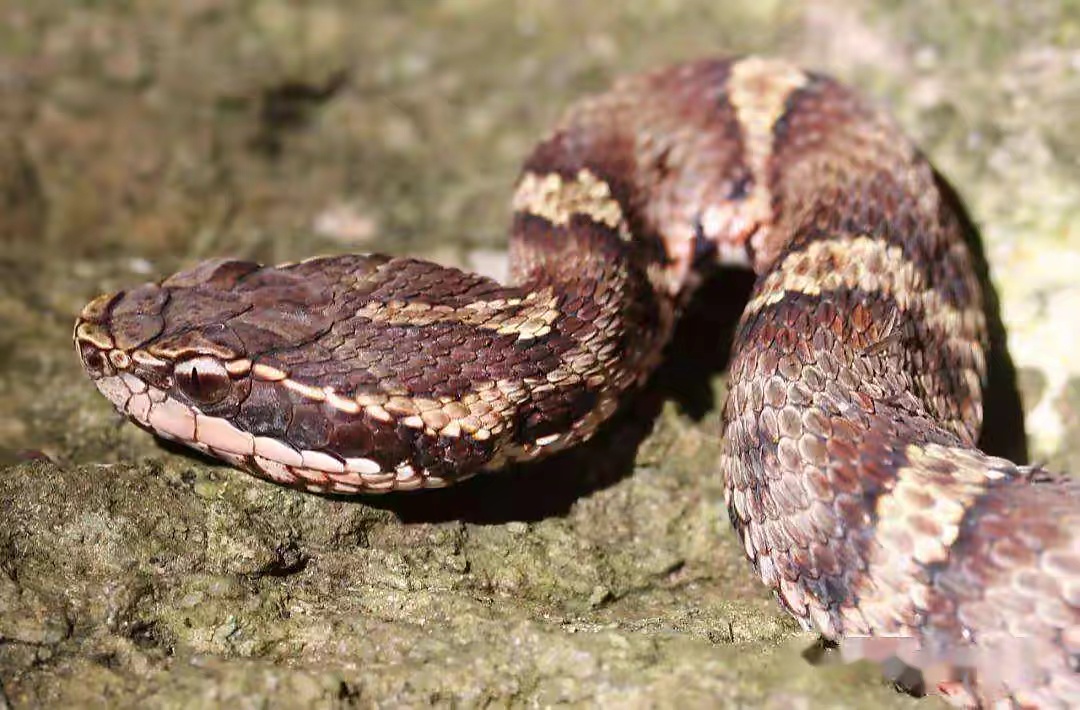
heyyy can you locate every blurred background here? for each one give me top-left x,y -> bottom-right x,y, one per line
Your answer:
1,1 -> 1079,707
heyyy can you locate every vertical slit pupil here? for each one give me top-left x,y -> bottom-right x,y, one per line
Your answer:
176,357 -> 230,404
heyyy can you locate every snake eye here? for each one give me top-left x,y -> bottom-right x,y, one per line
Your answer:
174,356 -> 232,405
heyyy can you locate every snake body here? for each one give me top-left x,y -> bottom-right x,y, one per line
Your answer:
74,57 -> 1080,706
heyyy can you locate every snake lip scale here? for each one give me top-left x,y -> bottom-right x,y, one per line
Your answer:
74,56 -> 1080,707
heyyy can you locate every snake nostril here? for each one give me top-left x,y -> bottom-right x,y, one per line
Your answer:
78,343 -> 110,377
174,356 -> 232,405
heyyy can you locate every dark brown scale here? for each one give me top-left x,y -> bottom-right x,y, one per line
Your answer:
108,285 -> 169,350
329,418 -> 414,469
232,380 -> 294,439
287,402 -> 334,450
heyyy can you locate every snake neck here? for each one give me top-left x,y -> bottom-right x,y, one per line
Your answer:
497,207 -> 681,462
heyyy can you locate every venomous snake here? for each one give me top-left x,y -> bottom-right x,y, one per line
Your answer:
73,57 -> 1080,707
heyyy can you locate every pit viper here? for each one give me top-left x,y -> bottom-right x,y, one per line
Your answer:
74,57 -> 1080,707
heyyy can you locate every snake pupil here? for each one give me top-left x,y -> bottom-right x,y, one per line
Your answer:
174,356 -> 231,405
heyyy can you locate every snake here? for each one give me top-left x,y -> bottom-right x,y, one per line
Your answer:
72,56 -> 1080,707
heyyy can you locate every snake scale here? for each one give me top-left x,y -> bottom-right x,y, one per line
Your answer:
73,57 -> 1080,707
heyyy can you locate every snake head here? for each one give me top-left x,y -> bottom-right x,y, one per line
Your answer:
74,259 -> 278,418
72,254 -> 537,494
73,258 -> 366,486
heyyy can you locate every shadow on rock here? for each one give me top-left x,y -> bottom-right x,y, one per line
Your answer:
934,169 -> 1029,464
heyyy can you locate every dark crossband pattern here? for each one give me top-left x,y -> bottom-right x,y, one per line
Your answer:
74,57 -> 1080,706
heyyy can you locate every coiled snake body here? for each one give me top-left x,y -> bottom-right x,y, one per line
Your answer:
74,57 -> 1080,706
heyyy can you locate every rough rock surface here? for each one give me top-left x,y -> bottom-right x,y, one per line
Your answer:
2,1 -> 1079,707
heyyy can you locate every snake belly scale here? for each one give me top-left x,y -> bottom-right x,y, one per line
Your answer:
74,56 -> 1080,706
